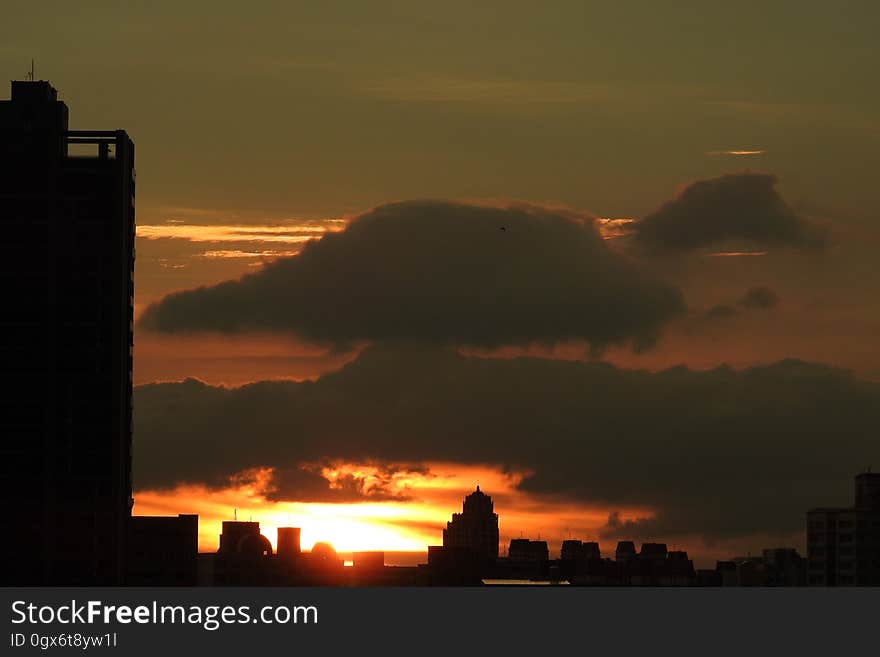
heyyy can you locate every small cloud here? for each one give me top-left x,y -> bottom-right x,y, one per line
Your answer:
632,172 -> 827,253
698,285 -> 781,322
739,286 -> 780,310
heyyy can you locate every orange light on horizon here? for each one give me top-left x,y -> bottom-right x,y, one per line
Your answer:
136,222 -> 345,243
132,462 -> 654,556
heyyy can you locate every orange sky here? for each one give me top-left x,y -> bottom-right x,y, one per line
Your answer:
132,460 -> 799,567
134,462 -> 633,553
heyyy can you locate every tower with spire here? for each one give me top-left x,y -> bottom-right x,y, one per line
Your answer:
442,485 -> 500,560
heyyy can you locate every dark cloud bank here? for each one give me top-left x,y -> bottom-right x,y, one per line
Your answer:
633,172 -> 828,252
134,182 -> 857,544
134,346 -> 880,543
139,201 -> 684,351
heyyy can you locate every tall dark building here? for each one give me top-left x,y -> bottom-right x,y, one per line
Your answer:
0,80 -> 135,585
127,514 -> 199,586
442,485 -> 500,560
807,472 -> 880,586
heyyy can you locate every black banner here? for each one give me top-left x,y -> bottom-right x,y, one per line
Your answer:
2,588 -> 877,655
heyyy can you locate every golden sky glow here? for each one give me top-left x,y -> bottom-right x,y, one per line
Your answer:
136,221 -> 345,243
133,462 -> 653,559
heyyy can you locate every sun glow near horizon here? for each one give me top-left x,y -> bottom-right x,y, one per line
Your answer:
132,462 -> 652,556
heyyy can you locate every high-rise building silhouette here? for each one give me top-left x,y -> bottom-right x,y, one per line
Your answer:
0,80 -> 135,585
807,472 -> 880,586
442,485 -> 499,560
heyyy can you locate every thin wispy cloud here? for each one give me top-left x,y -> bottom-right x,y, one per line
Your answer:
196,249 -> 302,259
709,251 -> 768,257
137,222 -> 344,244
707,149 -> 765,156
364,74 -> 605,105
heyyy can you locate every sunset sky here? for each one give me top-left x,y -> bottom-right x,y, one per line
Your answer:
5,2 -> 879,566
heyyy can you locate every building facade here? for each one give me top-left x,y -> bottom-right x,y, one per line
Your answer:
807,472 -> 880,586
0,80 -> 135,584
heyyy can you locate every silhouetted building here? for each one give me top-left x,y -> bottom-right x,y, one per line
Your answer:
508,538 -> 549,563
0,81 -> 135,585
217,520 -> 273,556
561,539 -> 583,561
277,527 -> 302,560
566,542 -> 695,586
353,551 -> 385,571
714,549 -> 805,587
639,542 -> 668,563
426,545 -> 486,585
127,514 -> 198,585
207,521 -> 274,585
559,540 -> 602,579
295,541 -> 345,584
443,485 -> 499,560
504,539 -> 550,579
807,472 -> 880,586
761,548 -> 806,586
615,541 -> 636,563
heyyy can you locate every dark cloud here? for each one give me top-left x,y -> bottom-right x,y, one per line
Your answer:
701,285 -> 781,321
633,172 -> 828,252
138,201 -> 684,351
264,462 -> 425,503
739,285 -> 780,310
134,345 -> 880,542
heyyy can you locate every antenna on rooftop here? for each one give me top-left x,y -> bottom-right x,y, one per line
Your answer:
27,59 -> 35,82
234,507 -> 238,521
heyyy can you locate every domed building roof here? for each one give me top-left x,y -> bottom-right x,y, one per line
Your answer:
311,542 -> 338,561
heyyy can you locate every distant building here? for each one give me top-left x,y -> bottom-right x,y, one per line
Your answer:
565,542 -> 695,586
127,515 -> 198,585
560,539 -> 600,561
0,80 -> 135,585
639,542 -> 668,564
560,539 -> 583,561
807,472 -> 880,586
443,485 -> 499,560
508,539 -> 549,563
353,551 -> 385,572
714,549 -> 806,587
207,521 -> 274,585
762,548 -> 807,587
559,540 -> 601,579
504,539 -> 550,580
276,526 -> 302,560
615,541 -> 637,563
218,521 -> 273,556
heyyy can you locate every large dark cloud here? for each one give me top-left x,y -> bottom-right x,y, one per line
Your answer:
633,172 -> 828,252
134,345 -> 880,543
138,201 -> 684,351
